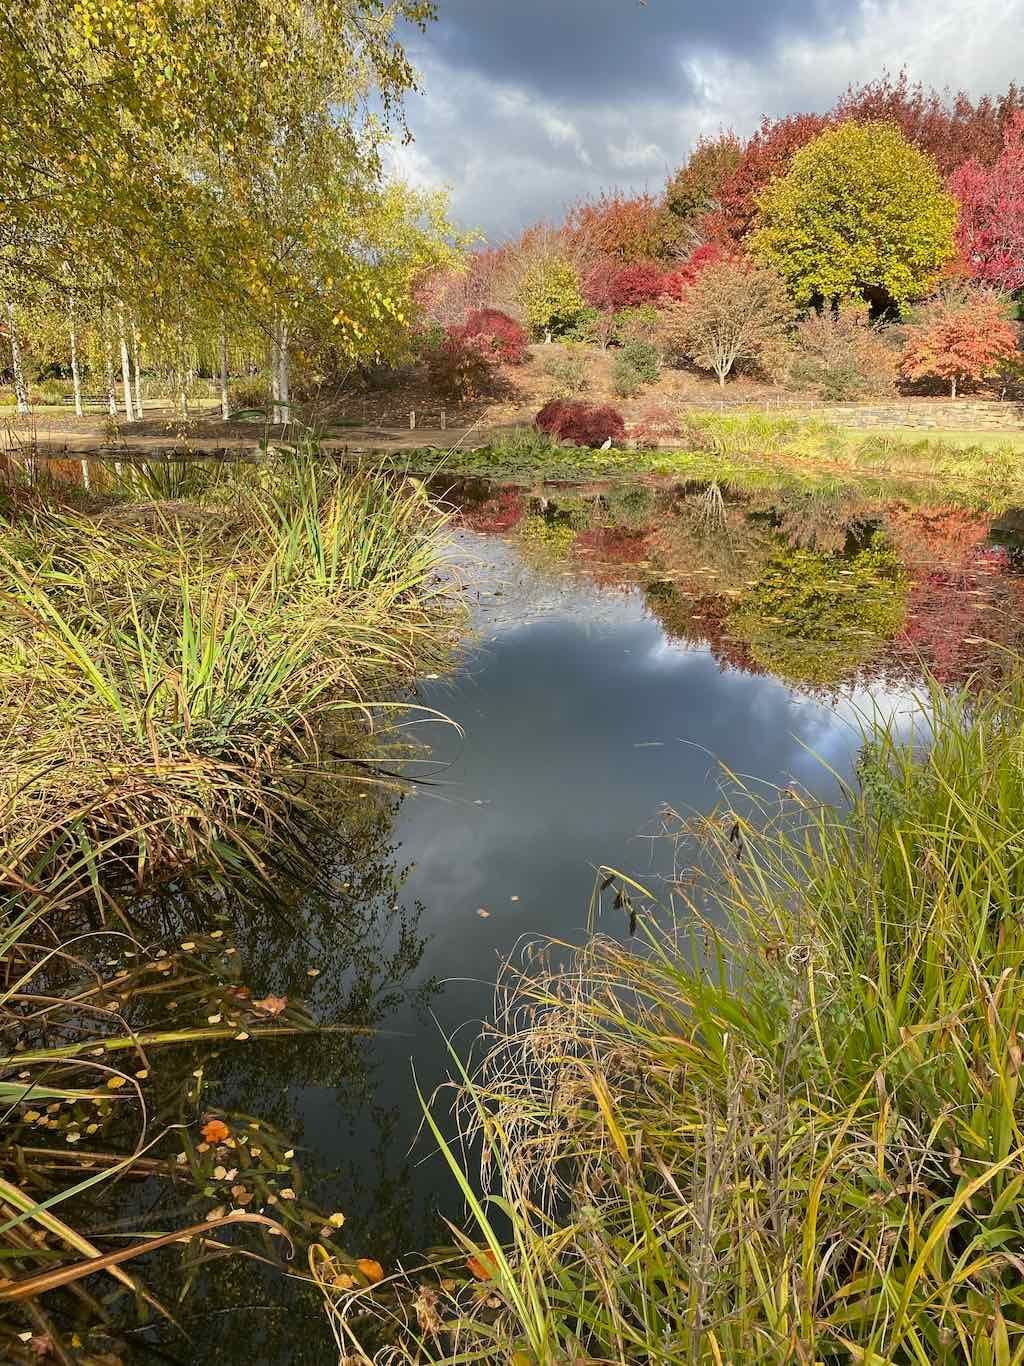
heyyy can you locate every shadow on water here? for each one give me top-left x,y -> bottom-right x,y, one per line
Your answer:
47,470 -> 1024,1358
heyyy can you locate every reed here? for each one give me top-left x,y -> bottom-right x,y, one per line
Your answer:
0,454 -> 454,902
330,673 -> 1024,1362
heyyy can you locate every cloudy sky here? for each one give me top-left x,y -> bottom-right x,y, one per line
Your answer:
390,0 -> 1024,242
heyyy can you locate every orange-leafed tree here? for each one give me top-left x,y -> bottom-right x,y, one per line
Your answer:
900,287 -> 1019,396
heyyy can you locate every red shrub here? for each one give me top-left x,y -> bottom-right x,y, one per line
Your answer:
460,308 -> 529,364
583,259 -> 669,310
629,403 -> 683,448
461,488 -> 525,532
535,399 -> 626,447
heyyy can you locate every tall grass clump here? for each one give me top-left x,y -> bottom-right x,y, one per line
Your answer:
0,453 -> 453,900
389,677 -> 1024,1363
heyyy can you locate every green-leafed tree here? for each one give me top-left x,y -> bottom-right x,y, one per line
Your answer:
750,121 -> 958,310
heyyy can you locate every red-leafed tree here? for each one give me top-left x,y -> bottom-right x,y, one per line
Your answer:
459,308 -> 529,364
565,191 -> 667,262
535,399 -> 625,447
949,112 -> 1024,292
900,287 -> 1019,396
716,112 -> 830,240
835,73 -> 1024,174
661,243 -> 727,298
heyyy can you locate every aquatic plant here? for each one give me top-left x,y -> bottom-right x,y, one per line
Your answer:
403,672 -> 1024,1363
0,454 -> 454,902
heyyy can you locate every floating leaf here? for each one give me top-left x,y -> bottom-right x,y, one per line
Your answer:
201,1119 -> 230,1143
357,1258 -> 384,1283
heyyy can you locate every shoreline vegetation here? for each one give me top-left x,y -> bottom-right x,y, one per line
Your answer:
383,411 -> 1024,512
0,449 -> 459,1358
316,676 -> 1024,1363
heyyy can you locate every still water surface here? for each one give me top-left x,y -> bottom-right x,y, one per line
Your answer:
170,478 -> 1024,1357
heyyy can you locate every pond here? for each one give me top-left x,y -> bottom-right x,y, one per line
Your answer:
136,473 -> 1024,1359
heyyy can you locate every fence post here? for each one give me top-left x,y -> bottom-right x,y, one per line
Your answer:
409,409 -> 416,431
440,409 -> 446,431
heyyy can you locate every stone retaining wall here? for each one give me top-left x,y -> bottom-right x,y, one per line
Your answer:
812,399 -> 1024,431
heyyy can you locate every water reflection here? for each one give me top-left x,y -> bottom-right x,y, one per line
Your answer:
90,472 -> 1024,1358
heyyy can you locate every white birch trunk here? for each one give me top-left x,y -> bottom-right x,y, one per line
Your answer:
219,318 -> 230,421
69,307 -> 84,417
118,308 -> 135,422
131,321 -> 143,417
103,322 -> 118,417
269,322 -> 281,424
277,320 -> 289,426
6,302 -> 29,414
80,459 -> 91,491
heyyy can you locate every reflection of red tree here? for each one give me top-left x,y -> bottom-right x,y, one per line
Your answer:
646,586 -> 767,678
460,489 -> 525,532
573,526 -> 649,561
891,541 -> 1024,685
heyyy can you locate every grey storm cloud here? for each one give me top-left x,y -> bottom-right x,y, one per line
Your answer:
389,0 -> 1024,241
421,0 -> 849,102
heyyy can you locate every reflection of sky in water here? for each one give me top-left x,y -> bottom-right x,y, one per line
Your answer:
292,529 -> 925,1270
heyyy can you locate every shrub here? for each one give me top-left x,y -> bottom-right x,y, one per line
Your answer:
542,345 -> 589,396
751,121 -> 958,309
900,285 -> 1020,396
659,259 -> 793,386
787,308 -> 899,399
611,340 -> 660,398
228,376 -> 269,410
611,304 -> 661,347
629,402 -> 683,447
426,332 -> 498,401
460,308 -> 529,364
535,399 -> 625,447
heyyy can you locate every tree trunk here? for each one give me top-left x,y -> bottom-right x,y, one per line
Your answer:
718,369 -> 727,388
131,322 -> 143,417
118,308 -> 135,422
951,376 -> 958,398
69,306 -> 84,418
269,326 -> 281,424
103,321 -> 118,417
80,459 -> 91,491
6,302 -> 29,414
177,324 -> 188,418
277,320 -> 289,426
219,318 -> 230,421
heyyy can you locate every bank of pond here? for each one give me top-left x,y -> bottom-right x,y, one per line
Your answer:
4,451 -> 1024,1362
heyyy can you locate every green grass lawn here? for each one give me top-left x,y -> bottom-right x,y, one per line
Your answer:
840,424 -> 1024,452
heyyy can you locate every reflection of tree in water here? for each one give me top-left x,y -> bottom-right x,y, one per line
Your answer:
108,792 -> 440,1363
727,540 -> 908,688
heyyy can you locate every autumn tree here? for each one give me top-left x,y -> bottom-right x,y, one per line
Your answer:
835,72 -> 1024,174
900,286 -> 1019,396
751,122 -> 957,310
517,257 -> 586,340
949,112 -> 1024,292
658,259 -> 793,386
666,132 -> 743,225
565,192 -> 667,262
716,112 -> 830,240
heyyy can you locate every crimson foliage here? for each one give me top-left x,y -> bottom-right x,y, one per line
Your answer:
459,308 -> 529,364
534,399 -> 626,447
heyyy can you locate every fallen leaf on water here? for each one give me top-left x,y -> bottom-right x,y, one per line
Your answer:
279,1187 -> 296,1200
357,1258 -> 385,1283
106,1077 -> 127,1090
207,1013 -> 222,1025
332,1272 -> 356,1289
476,908 -> 490,918
253,994 -> 288,1016
327,1211 -> 345,1228
201,1118 -> 230,1143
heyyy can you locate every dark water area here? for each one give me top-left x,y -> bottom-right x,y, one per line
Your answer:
133,475 -> 1024,1359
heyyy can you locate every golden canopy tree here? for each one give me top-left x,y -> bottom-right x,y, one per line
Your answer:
1,0 -> 461,411
750,121 -> 958,310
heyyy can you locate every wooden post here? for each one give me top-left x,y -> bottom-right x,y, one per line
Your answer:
440,409 -> 446,431
409,409 -> 416,431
